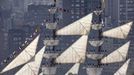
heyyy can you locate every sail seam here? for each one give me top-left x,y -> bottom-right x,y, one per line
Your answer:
79,21 -> 89,34
120,27 -> 127,38
71,47 -> 84,62
117,50 -> 126,61
26,63 -> 37,75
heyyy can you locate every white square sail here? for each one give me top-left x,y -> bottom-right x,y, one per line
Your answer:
55,35 -> 88,63
101,41 -> 130,64
15,46 -> 46,75
65,63 -> 80,75
102,22 -> 133,39
56,13 -> 93,35
114,59 -> 130,75
0,35 -> 40,73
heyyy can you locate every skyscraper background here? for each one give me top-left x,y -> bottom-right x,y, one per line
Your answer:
0,0 -> 134,75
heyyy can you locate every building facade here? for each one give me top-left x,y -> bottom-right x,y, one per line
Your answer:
0,0 -> 134,75
8,29 -> 26,53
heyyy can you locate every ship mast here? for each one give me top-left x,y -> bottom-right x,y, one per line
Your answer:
97,0 -> 103,66
85,0 -> 104,74
42,0 -> 60,75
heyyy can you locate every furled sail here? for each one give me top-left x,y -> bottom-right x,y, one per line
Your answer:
102,22 -> 133,39
94,10 -> 102,15
101,41 -> 130,64
15,46 -> 46,75
46,22 -> 57,29
65,63 -> 80,75
56,13 -> 93,35
89,40 -> 103,47
43,53 -> 59,59
44,39 -> 59,46
86,68 -> 103,75
55,35 -> 88,63
114,59 -> 130,75
87,54 -> 104,60
42,67 -> 57,75
92,24 -> 103,30
1,35 -> 40,73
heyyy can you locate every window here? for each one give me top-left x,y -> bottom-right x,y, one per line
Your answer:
71,4 -> 74,7
13,38 -> 18,41
71,16 -> 74,19
75,0 -> 80,2
76,16 -> 80,19
75,4 -> 80,7
81,0 -> 84,3
127,8 -> 134,11
71,10 -> 74,14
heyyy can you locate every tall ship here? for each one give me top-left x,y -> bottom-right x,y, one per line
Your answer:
0,0 -> 133,75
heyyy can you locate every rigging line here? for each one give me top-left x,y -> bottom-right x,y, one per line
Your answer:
25,63 -> 37,75
71,47 -> 85,61
14,51 -> 33,64
116,50 -> 126,61
24,49 -> 35,58
59,46 -> 84,62
23,39 -> 39,56
79,21 -> 89,34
